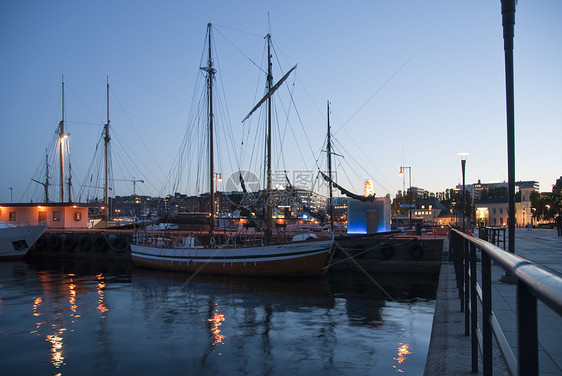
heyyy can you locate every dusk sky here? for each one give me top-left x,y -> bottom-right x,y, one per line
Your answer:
1,1 -> 560,203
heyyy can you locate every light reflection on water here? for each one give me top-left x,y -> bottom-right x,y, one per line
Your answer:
0,258 -> 437,375
208,303 -> 226,349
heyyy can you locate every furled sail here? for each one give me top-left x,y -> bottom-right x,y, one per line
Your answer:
242,65 -> 297,122
319,171 -> 374,202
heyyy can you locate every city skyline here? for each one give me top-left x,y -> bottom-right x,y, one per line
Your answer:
1,1 -> 560,203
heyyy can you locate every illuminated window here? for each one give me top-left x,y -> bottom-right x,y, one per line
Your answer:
9,211 -> 16,221
53,211 -> 61,221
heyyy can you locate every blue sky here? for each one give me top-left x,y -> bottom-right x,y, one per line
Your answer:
1,0 -> 561,203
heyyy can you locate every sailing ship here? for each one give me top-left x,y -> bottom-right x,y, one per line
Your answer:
130,24 -> 334,277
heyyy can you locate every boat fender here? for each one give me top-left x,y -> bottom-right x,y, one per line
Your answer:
94,236 -> 108,251
112,237 -> 126,251
63,236 -> 77,251
146,235 -> 153,245
48,235 -> 62,250
381,246 -> 395,259
78,236 -> 92,251
35,235 -> 48,249
409,244 -> 424,259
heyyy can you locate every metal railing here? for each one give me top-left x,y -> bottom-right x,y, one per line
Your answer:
449,228 -> 562,376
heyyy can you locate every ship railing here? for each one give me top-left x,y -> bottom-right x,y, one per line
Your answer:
5,220 -> 49,227
449,227 -> 562,375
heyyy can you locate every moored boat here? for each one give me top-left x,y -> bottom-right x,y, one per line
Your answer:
0,221 -> 47,260
130,24 -> 335,277
131,234 -> 333,277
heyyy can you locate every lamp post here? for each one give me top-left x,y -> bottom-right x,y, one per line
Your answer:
399,166 -> 412,230
457,153 -> 469,233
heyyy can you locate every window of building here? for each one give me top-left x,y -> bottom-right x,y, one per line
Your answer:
38,211 -> 47,221
9,211 -> 16,221
53,211 -> 61,221
493,208 -> 496,214
500,208 -> 503,214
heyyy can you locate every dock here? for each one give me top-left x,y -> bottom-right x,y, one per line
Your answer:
425,228 -> 562,375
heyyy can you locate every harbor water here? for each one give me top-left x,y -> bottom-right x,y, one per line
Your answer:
0,257 -> 438,375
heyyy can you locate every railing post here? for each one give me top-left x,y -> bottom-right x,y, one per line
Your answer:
464,237 -> 470,335
479,226 -> 488,241
482,250 -> 493,376
458,233 -> 464,311
470,242 -> 478,373
448,229 -> 454,261
517,280 -> 538,375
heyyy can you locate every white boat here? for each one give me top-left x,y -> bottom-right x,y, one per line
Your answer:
0,222 -> 47,260
131,24 -> 334,277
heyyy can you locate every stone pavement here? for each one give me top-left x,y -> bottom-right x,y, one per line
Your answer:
424,228 -> 562,375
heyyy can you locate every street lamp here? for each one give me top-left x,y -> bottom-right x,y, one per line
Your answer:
457,153 -> 469,233
399,166 -> 412,230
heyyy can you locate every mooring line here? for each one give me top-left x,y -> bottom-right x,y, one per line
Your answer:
333,240 -> 397,302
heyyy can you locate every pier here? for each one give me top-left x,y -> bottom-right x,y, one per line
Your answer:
425,228 -> 562,375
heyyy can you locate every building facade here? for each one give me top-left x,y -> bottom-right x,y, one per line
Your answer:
0,203 -> 89,229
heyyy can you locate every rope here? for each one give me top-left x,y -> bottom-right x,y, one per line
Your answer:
332,240 -> 397,302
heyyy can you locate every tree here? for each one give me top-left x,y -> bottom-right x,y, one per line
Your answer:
480,186 -> 507,201
552,178 -> 562,215
530,178 -> 562,222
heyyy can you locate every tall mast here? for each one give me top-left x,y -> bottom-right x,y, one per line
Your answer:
104,77 -> 111,219
265,33 -> 273,244
59,76 -> 65,202
67,152 -> 72,202
45,151 -> 50,203
242,33 -> 296,243
327,101 -> 334,233
201,23 -> 216,237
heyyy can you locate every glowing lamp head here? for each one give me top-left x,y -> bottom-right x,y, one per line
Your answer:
457,152 -> 469,161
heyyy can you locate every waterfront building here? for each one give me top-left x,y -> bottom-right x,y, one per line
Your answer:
474,186 -> 535,228
0,203 -> 89,229
412,198 -> 446,226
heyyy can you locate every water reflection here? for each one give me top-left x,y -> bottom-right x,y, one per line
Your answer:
1,259 -> 437,375
393,343 -> 412,373
96,274 -> 108,317
46,327 -> 66,368
208,303 -> 226,348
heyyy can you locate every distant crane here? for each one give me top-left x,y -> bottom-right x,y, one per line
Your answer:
114,177 -> 144,196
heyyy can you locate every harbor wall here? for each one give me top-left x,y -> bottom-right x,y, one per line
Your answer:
29,229 -> 132,261
28,230 -> 444,274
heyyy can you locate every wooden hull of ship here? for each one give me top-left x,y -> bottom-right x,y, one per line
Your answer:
130,239 -> 334,277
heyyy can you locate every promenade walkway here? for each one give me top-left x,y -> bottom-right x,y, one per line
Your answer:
425,228 -> 562,375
